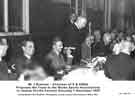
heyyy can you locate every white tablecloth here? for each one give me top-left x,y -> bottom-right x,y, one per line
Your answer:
62,68 -> 111,82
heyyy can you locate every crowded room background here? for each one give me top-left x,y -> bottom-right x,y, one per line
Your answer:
0,0 -> 135,81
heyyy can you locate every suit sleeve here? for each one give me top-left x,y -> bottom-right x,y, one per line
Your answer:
44,56 -> 58,76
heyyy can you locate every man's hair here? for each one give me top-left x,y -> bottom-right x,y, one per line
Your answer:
21,39 -> 33,47
52,36 -> 62,46
103,32 -> 111,39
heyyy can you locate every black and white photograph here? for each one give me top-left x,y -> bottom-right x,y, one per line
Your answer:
0,0 -> 135,96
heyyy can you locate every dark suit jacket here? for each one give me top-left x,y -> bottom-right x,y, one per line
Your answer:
81,42 -> 91,60
92,41 -> 112,57
64,23 -> 87,46
104,53 -> 135,80
12,55 -> 41,78
130,49 -> 135,58
45,50 -> 72,76
63,23 -> 88,65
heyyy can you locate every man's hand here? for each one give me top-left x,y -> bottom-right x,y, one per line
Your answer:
57,70 -> 64,75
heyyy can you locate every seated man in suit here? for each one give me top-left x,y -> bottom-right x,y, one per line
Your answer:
12,39 -> 47,80
0,38 -> 9,80
45,37 -> 73,80
104,40 -> 135,80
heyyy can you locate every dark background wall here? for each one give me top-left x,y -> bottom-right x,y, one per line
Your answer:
0,0 -> 4,31
30,0 -> 71,37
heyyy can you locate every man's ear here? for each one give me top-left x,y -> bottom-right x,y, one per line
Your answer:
52,45 -> 55,49
22,46 -> 25,51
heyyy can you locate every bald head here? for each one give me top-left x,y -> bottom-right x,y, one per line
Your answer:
75,16 -> 87,29
120,40 -> 132,54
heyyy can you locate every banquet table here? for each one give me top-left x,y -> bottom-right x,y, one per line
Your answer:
62,65 -> 112,82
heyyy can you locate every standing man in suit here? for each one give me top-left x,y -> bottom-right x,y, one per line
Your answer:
64,16 -> 87,65
104,40 -> 135,80
45,37 -> 73,79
